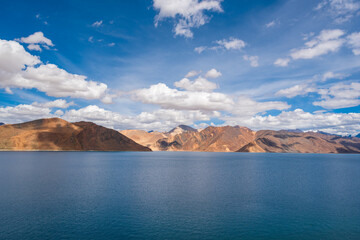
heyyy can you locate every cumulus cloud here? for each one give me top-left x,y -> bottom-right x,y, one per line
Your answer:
205,68 -> 222,78
185,70 -> 201,78
63,105 -> 217,131
290,29 -> 345,60
0,104 -> 53,124
224,108 -> 360,136
153,0 -> 223,38
17,32 -> 54,52
195,37 -> 246,53
131,83 -> 233,111
129,78 -> 291,130
18,32 -> 54,46
0,39 -> 112,103
274,58 -> 290,67
174,77 -> 217,92
314,82 -> 360,109
0,99 -> 73,124
215,37 -> 246,50
32,99 -> 75,109
231,96 -> 290,118
27,44 -> 42,51
315,0 -> 360,23
243,55 -> 259,67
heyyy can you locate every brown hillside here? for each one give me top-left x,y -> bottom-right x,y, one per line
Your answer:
0,118 -> 151,151
123,125 -> 256,152
120,129 -> 167,151
237,130 -> 360,153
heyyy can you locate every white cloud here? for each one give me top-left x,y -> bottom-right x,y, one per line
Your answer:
18,32 -> 54,47
54,110 -> 64,116
231,96 -> 290,118
314,82 -> 360,109
205,68 -> 222,78
0,39 -> 112,103
27,44 -> 42,51
315,0 -> 360,23
0,39 -> 41,72
5,87 -> 13,94
314,98 -> 360,109
290,29 -> 345,60
32,99 -> 75,109
63,105 -> 216,131
347,32 -> 360,55
274,58 -> 291,67
92,20 -> 103,27
0,104 -> 53,124
275,29 -> 360,66
194,46 -> 207,53
0,99 -> 73,124
131,83 -> 233,111
321,71 -> 349,81
215,37 -> 246,50
265,20 -> 278,28
224,108 -> 360,136
108,43 -> 115,47
185,70 -> 201,78
276,84 -> 316,98
243,55 -> 259,67
153,0 -> 223,38
174,77 -> 217,92
88,36 -> 94,43
195,37 -> 246,53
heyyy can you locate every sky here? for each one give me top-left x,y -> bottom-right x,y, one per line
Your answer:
0,0 -> 359,135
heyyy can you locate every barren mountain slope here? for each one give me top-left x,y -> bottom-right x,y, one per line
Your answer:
0,118 -> 151,151
120,129 -> 167,151
155,126 -> 256,152
237,130 -> 360,153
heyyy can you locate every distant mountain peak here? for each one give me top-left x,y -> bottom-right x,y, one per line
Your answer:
0,122 -> 4,126
280,129 -> 303,133
168,125 -> 196,134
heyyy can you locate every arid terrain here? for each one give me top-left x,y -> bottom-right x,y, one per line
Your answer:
122,125 -> 360,153
0,118 -> 359,153
0,118 -> 151,151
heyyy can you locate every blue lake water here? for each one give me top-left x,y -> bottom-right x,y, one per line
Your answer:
0,152 -> 359,239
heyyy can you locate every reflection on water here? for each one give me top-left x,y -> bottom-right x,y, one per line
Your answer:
0,152 -> 359,239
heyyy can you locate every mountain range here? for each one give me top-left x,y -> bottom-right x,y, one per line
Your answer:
121,125 -> 360,153
0,118 -> 359,153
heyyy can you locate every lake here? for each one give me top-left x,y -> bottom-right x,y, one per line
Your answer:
0,152 -> 359,239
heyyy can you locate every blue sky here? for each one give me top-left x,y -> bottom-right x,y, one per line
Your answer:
0,0 -> 359,135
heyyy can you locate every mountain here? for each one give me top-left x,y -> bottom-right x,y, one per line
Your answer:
123,126 -> 360,153
168,125 -> 197,136
161,126 -> 255,152
2,119 -> 359,153
0,122 -> 4,126
0,118 -> 151,151
122,125 -> 256,152
237,130 -> 360,153
356,133 -> 360,138
119,129 -> 167,151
